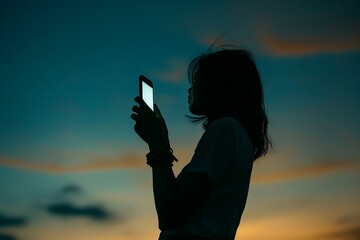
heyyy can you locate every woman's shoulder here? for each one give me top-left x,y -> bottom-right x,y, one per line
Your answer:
207,117 -> 249,139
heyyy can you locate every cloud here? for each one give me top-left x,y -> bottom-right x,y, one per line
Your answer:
252,159 -> 360,185
45,202 -> 113,221
190,1 -> 360,57
251,2 -> 360,56
194,23 -> 360,57
316,225 -> 360,240
0,153 -> 145,173
336,213 -> 360,225
152,58 -> 187,83
2,153 -> 359,185
0,213 -> 27,227
260,33 -> 360,56
44,185 -> 128,223
61,184 -> 83,195
0,233 -> 19,240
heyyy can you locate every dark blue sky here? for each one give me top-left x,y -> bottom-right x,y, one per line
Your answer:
0,1 -> 359,239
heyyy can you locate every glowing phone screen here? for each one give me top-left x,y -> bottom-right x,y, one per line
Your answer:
142,81 -> 153,111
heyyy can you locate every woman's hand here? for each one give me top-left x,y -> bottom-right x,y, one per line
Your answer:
131,96 -> 170,151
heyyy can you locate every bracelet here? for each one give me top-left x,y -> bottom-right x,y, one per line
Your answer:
146,147 -> 178,167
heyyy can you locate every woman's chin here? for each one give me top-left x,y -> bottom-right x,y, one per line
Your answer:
189,105 -> 204,115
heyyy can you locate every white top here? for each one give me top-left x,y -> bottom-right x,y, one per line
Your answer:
159,117 -> 254,240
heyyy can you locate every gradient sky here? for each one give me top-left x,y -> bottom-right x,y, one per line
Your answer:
1,1 -> 360,240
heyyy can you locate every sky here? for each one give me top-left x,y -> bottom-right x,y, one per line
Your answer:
0,0 -> 360,239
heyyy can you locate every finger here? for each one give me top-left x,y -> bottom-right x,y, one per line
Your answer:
134,122 -> 141,134
135,97 -> 153,114
134,96 -> 147,108
154,104 -> 162,118
132,105 -> 141,114
131,113 -> 139,121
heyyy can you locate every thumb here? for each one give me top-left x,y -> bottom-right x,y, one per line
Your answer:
154,104 -> 162,118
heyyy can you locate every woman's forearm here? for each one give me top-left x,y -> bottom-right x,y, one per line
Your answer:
152,163 -> 177,230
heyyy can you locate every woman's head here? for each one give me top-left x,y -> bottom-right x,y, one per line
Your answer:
187,48 -> 272,160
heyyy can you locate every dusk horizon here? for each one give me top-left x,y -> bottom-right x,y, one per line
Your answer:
1,1 -> 359,239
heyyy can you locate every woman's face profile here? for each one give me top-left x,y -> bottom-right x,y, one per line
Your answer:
188,83 -> 202,115
188,69 -> 217,116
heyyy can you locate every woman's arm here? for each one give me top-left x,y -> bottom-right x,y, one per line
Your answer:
131,96 -> 214,229
152,160 -> 214,230
151,163 -> 176,230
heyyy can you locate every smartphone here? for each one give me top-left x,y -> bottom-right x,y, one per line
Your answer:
139,75 -> 154,111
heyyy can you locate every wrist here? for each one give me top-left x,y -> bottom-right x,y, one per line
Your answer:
149,143 -> 170,152
146,147 -> 178,167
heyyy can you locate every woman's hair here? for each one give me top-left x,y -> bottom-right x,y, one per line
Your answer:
187,48 -> 272,160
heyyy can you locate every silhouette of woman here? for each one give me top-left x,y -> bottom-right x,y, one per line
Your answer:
131,48 -> 272,240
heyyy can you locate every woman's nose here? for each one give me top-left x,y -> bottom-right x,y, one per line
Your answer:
188,87 -> 192,94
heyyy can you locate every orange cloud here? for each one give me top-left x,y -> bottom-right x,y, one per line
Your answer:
0,153 -> 145,174
0,148 -> 193,174
252,160 -> 360,184
2,153 -> 359,185
194,18 -> 360,57
260,32 -> 360,56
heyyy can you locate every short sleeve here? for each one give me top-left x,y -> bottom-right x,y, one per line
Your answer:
182,118 -> 237,185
